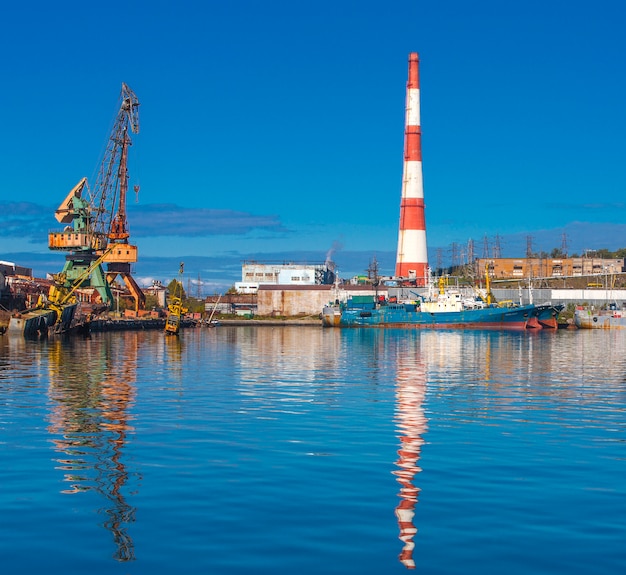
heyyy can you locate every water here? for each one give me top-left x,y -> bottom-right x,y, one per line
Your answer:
1,327 -> 625,574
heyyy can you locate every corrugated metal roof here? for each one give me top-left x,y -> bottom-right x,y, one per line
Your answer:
257,284 -> 388,292
258,284 -> 332,291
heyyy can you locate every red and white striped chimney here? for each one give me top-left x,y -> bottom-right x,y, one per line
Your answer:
395,52 -> 428,284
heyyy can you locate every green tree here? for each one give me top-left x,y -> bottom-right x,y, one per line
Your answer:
550,247 -> 565,258
145,293 -> 161,310
187,299 -> 207,314
167,279 -> 186,301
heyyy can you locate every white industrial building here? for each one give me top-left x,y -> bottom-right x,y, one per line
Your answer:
235,261 -> 335,294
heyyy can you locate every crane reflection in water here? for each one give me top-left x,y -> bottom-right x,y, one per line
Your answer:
46,334 -> 139,562
392,335 -> 428,570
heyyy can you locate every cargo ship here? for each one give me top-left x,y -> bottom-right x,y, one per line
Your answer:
322,288 -> 559,330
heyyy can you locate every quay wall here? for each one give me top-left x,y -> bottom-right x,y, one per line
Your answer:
256,285 -> 389,317
89,318 -> 166,331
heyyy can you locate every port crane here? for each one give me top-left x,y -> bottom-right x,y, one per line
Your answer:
49,83 -> 145,311
44,246 -> 114,331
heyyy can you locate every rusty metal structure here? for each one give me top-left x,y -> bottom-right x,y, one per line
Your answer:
48,83 -> 145,311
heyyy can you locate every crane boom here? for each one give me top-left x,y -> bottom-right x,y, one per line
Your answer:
90,82 -> 140,241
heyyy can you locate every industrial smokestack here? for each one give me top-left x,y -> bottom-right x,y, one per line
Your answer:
395,52 -> 428,284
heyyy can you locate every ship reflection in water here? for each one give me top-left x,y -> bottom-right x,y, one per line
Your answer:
392,335 -> 428,569
46,335 -> 138,562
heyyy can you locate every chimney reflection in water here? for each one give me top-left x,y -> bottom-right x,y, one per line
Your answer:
393,348 -> 427,569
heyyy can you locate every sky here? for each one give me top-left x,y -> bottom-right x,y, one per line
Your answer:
1,0 -> 626,294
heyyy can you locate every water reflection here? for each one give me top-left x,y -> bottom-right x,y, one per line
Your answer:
234,327 -> 345,411
46,334 -> 138,561
7,325 -> 626,571
388,329 -> 549,569
389,327 -> 626,570
392,334 -> 427,570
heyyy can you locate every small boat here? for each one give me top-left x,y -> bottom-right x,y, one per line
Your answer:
321,301 -> 342,327
574,305 -> 626,329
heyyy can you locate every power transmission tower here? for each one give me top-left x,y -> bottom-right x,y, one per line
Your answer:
493,234 -> 502,258
451,242 -> 459,269
467,238 -> 475,262
436,248 -> 444,273
482,234 -> 490,258
561,232 -> 569,257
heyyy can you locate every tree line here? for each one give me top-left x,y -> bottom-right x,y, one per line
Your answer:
528,248 -> 626,259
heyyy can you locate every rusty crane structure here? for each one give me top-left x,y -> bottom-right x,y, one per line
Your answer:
48,83 -> 145,311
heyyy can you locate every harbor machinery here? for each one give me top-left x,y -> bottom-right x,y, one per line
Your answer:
48,83 -> 145,311
164,263 -> 187,335
9,246 -> 115,336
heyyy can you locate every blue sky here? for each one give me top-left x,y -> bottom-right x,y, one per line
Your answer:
2,0 -> 626,293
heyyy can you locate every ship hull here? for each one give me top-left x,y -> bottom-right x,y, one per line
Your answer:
536,304 -> 565,329
321,305 -> 342,327
8,309 -> 57,337
574,308 -> 626,329
8,303 -> 80,337
326,302 -> 542,330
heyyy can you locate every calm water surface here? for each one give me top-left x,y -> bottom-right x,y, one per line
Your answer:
1,327 -> 625,574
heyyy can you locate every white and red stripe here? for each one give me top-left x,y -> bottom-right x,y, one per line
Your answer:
395,52 -> 428,283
